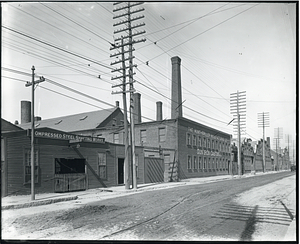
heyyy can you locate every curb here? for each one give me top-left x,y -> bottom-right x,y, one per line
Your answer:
2,196 -> 78,210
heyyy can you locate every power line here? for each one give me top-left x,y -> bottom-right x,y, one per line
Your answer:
2,26 -> 112,70
9,4 -> 111,57
2,67 -> 114,108
3,75 -> 108,110
147,4 -> 259,62
143,3 -> 251,39
40,3 -> 113,45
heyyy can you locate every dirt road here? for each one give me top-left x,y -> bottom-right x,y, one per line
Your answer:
2,171 -> 296,241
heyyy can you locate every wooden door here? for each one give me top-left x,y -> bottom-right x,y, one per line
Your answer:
144,157 -> 164,183
54,173 -> 86,192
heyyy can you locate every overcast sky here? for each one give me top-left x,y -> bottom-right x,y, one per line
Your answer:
1,2 -> 297,153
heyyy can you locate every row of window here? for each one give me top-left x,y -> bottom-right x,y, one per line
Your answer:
187,155 -> 228,170
113,128 -> 167,144
187,133 -> 230,152
140,127 -> 166,144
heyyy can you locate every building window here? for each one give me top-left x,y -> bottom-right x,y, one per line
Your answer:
198,157 -> 202,169
193,156 -> 197,169
212,140 -> 214,149
212,158 -> 215,169
158,128 -> 166,142
187,155 -> 192,169
203,158 -> 207,169
208,158 -> 211,169
113,133 -> 119,144
187,133 -> 191,146
215,141 -> 218,151
193,135 -> 197,147
24,149 -> 39,184
203,138 -> 206,148
98,152 -> 107,179
140,130 -> 147,144
207,139 -> 210,149
216,159 -> 218,170
198,136 -> 202,147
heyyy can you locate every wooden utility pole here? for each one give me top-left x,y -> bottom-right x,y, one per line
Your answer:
111,37 -> 130,189
25,66 -> 45,200
111,2 -> 146,189
285,134 -> 290,168
258,112 -> 270,172
230,91 -> 246,177
274,127 -> 283,171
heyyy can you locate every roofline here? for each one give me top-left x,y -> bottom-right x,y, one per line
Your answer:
18,107 -> 118,128
178,117 -> 231,137
1,118 -> 24,131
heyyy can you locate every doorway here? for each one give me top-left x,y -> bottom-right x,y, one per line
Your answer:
54,158 -> 86,192
118,158 -> 124,185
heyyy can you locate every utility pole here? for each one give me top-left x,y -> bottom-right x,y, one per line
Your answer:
293,139 -> 295,166
111,37 -> 130,189
230,91 -> 246,177
111,2 -> 146,190
273,127 -> 283,171
285,134 -> 290,168
258,112 -> 270,172
25,66 -> 45,200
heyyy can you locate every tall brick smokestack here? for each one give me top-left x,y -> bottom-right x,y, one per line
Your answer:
133,93 -> 141,124
21,100 -> 31,124
171,56 -> 183,119
156,101 -> 163,121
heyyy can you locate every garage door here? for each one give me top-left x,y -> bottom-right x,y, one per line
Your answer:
144,157 -> 164,183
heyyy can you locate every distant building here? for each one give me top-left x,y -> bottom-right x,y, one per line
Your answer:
241,138 -> 255,174
254,138 -> 272,172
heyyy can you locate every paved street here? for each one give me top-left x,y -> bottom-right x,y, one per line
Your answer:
2,171 -> 296,241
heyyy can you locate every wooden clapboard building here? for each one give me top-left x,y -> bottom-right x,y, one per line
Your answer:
1,119 -> 145,197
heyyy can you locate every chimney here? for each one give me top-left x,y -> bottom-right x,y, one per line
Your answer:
21,100 -> 31,124
133,93 -> 141,124
115,101 -> 120,107
171,56 -> 183,119
156,101 -> 163,121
